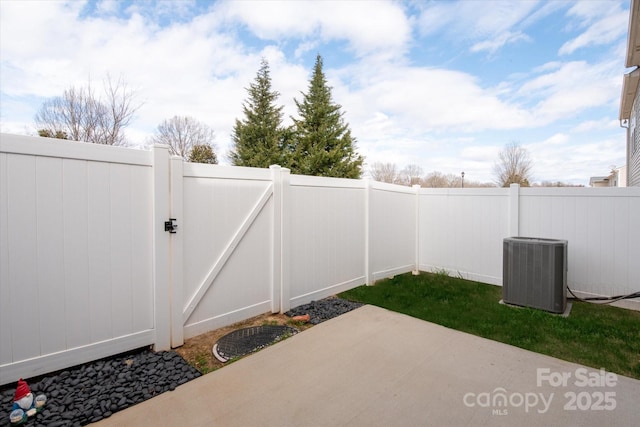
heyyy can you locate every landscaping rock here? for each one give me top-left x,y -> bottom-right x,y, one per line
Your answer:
0,349 -> 200,426
285,297 -> 364,324
0,297 -> 360,425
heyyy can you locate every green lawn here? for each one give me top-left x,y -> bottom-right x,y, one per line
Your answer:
339,272 -> 640,380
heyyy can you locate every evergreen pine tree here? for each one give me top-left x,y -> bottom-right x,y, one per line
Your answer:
290,54 -> 363,178
229,59 -> 289,168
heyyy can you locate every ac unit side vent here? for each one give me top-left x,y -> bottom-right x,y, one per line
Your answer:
503,237 -> 567,314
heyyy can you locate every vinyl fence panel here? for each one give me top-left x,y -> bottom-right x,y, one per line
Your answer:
419,188 -> 510,285
519,187 -> 640,299
0,134 -> 155,385
288,175 -> 367,306
369,181 -> 417,281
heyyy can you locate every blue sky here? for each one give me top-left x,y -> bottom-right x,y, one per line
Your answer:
0,0 -> 631,185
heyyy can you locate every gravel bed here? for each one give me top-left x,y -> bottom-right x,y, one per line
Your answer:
1,297 -> 361,426
285,297 -> 364,324
0,349 -> 200,426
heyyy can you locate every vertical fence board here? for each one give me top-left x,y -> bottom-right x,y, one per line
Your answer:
131,165 -> 154,332
0,153 -> 11,365
36,157 -> 67,355
87,162 -> 113,343
7,154 -> 40,361
62,159 -> 91,350
153,145 -> 171,351
280,169 -> 291,312
271,166 -> 282,314
110,164 -> 134,338
169,158 -> 184,347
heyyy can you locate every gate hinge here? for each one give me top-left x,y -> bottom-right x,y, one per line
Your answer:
164,218 -> 177,234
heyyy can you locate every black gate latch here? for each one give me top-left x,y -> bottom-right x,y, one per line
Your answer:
164,218 -> 177,234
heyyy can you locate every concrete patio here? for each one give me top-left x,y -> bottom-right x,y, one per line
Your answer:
95,305 -> 640,426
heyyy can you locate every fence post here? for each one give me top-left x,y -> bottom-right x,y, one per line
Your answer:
270,165 -> 282,314
280,168 -> 291,313
413,184 -> 421,275
169,157 -> 184,348
509,183 -> 520,237
153,144 -> 171,351
365,178 -> 373,285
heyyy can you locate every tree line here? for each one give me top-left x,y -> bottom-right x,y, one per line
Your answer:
372,143 -> 579,188
33,55 -> 363,177
33,62 -> 575,186
370,163 -> 493,188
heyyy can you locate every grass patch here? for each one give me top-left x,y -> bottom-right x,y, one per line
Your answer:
339,272 -> 640,380
194,353 -> 215,375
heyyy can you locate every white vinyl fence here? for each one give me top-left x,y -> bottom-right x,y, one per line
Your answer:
418,186 -> 640,306
168,164 -> 419,345
1,135 -> 157,385
1,133 -> 639,385
518,187 -> 640,301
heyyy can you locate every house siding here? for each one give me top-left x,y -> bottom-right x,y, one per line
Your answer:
630,92 -> 640,187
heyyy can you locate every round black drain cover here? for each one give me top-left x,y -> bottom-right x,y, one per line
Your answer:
212,325 -> 298,362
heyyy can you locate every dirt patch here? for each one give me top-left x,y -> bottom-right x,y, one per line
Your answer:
174,312 -> 313,374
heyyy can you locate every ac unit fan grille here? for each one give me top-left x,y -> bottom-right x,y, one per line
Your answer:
503,237 -> 567,313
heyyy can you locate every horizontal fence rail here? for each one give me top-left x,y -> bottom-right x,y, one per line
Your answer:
1,132 -> 639,384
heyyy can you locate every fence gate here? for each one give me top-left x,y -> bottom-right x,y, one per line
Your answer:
168,162 -> 286,347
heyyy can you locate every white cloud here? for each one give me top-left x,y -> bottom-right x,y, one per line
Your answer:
571,118 -> 620,133
532,61 -> 563,73
294,41 -> 319,59
527,133 -> 625,183
0,0 -> 296,152
215,0 -> 412,59
418,0 -> 540,54
0,0 -> 628,184
416,2 -> 450,36
559,8 -> 628,55
564,0 -> 623,23
460,145 -> 500,163
341,63 -> 532,134
540,133 -> 569,145
465,1 -> 539,38
516,60 -> 621,124
470,31 -> 531,54
96,0 -> 120,15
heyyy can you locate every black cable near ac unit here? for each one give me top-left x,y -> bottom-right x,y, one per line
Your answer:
567,286 -> 640,305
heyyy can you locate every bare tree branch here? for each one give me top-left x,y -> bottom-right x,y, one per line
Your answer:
34,75 -> 140,146
400,164 -> 423,186
370,162 -> 401,184
151,115 -> 217,160
493,142 -> 533,187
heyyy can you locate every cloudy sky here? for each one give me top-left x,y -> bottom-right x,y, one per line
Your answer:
0,0 -> 632,185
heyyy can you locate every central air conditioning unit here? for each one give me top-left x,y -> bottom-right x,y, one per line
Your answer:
503,237 -> 567,314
